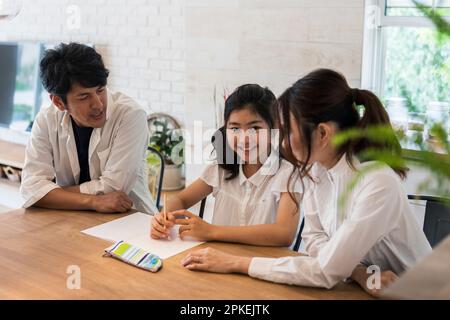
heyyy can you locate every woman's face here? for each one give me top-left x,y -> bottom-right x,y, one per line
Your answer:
226,107 -> 271,164
288,112 -> 337,166
288,112 -> 322,164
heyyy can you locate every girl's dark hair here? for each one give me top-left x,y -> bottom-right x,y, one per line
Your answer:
279,68 -> 408,184
40,42 -> 109,104
212,84 -> 278,180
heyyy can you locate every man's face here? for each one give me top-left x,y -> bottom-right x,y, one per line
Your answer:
52,82 -> 108,128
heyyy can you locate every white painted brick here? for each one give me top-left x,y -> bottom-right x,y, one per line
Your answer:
139,69 -> 161,81
139,90 -> 161,102
137,27 -> 159,38
128,58 -> 148,68
129,79 -> 149,89
161,92 -> 184,104
160,49 -> 184,60
172,82 -> 186,93
138,48 -> 160,59
150,59 -> 171,70
150,102 -> 172,112
171,38 -> 185,49
161,72 -> 184,82
150,81 -> 171,91
171,60 -> 186,71
118,46 -> 139,57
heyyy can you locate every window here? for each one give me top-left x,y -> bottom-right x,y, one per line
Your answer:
0,42 -> 51,131
362,0 -> 450,150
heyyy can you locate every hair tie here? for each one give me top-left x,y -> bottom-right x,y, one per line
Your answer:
351,88 -> 359,104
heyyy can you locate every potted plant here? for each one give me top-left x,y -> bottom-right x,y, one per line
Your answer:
147,113 -> 185,191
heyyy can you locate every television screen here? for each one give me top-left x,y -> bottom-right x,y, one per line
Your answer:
0,42 -> 51,131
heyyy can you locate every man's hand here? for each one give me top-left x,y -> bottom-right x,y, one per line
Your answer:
91,191 -> 133,213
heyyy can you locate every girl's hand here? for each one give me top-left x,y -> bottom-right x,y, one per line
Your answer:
150,211 -> 175,239
181,247 -> 251,274
351,264 -> 398,298
171,210 -> 216,241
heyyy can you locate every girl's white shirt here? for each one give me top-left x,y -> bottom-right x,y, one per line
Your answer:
200,151 -> 302,227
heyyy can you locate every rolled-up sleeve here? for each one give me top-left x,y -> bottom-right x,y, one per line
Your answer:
79,109 -> 148,196
20,111 -> 60,208
248,173 -> 402,289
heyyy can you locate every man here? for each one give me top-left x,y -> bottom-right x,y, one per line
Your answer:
20,42 -> 156,214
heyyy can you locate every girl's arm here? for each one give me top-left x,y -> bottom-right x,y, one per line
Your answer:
163,178 -> 213,212
174,192 -> 300,247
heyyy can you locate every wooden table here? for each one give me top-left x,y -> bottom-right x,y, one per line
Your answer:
0,208 -> 371,300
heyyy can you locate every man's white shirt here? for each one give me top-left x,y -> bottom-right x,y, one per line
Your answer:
20,89 -> 157,214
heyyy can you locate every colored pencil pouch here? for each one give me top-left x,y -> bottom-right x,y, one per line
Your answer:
104,240 -> 163,272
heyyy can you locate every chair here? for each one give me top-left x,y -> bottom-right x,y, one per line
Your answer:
199,197 -> 206,219
292,217 -> 305,252
408,195 -> 450,248
147,146 -> 165,210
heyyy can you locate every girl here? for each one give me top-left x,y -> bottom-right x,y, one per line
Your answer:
151,84 -> 302,247
180,69 -> 432,296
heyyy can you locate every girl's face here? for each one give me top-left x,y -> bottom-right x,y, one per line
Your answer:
226,107 -> 271,165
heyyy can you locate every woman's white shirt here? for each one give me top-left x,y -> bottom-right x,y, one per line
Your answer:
248,155 -> 432,289
200,152 -> 302,227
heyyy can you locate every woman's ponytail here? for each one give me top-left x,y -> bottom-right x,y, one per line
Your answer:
280,69 -> 408,179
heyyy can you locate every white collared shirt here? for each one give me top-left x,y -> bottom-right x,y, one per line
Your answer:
20,89 -> 157,214
248,155 -> 432,289
200,152 -> 302,227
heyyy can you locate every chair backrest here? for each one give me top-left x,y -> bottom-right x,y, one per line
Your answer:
408,195 -> 450,248
199,197 -> 206,219
147,146 -> 165,210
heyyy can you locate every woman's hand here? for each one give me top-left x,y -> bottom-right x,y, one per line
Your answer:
368,270 -> 398,297
172,210 -> 217,241
351,264 -> 398,298
181,247 -> 252,274
150,211 -> 175,239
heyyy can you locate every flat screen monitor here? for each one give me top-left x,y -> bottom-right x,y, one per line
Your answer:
0,42 -> 52,131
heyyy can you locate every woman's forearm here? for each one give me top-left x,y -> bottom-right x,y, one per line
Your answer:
210,224 -> 295,247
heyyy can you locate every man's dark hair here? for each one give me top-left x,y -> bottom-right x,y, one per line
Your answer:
40,42 -> 109,103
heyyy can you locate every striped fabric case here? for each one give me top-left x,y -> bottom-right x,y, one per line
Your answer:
104,240 -> 163,272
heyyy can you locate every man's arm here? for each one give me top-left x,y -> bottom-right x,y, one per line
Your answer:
35,188 -> 133,213
21,110 -> 133,213
20,110 -> 61,208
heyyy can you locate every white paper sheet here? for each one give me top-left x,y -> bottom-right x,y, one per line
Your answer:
81,212 -> 204,259
81,212 -> 150,242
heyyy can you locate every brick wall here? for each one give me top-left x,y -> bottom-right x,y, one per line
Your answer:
0,0 -> 186,120
184,0 -> 365,181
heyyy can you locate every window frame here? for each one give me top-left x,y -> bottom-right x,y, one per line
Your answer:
361,0 -> 450,97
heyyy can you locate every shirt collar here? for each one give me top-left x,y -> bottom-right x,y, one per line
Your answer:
238,150 -> 281,187
327,153 -> 359,178
105,87 -> 112,122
